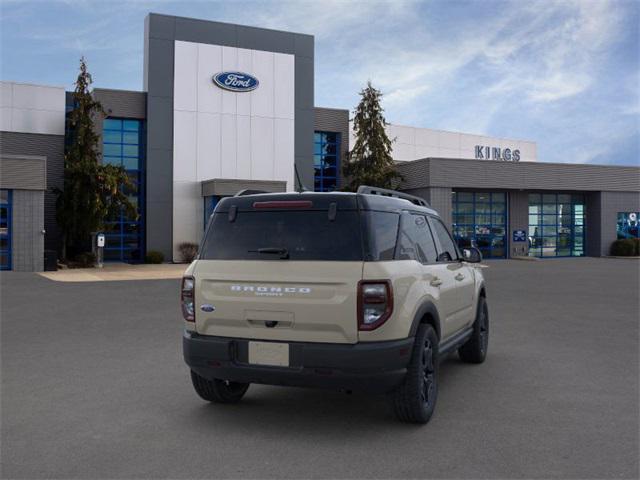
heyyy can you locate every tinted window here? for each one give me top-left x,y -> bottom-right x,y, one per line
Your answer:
396,214 -> 438,263
201,210 -> 363,261
430,217 -> 459,262
362,211 -> 399,261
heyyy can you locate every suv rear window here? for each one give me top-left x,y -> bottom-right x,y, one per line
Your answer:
200,210 -> 363,261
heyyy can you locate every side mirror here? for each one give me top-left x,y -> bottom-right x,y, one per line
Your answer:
462,247 -> 482,263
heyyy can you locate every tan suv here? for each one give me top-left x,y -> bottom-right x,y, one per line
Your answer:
182,186 -> 488,423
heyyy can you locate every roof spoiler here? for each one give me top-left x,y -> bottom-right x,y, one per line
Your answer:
357,185 -> 430,207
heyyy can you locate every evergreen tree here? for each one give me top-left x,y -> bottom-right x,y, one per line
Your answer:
56,57 -> 135,260
342,81 -> 400,191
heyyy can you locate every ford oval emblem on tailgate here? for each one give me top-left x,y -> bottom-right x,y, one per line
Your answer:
200,304 -> 215,312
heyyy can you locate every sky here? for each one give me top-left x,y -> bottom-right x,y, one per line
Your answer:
1,0 -> 638,166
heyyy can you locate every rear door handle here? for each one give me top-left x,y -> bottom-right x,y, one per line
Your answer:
430,277 -> 443,287
455,273 -> 465,281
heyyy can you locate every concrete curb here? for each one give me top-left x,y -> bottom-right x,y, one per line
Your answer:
510,256 -> 539,261
37,263 -> 187,282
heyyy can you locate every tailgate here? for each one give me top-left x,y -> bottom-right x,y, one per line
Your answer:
193,260 -> 363,344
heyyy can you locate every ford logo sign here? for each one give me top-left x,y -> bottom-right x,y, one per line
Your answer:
200,304 -> 215,312
212,72 -> 259,92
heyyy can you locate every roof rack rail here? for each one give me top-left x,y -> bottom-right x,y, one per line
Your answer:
357,185 -> 430,207
234,189 -> 269,197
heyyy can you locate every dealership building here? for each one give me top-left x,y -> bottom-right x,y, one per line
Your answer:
1,13 -> 639,271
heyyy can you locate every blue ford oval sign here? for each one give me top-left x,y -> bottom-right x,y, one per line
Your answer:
212,72 -> 259,92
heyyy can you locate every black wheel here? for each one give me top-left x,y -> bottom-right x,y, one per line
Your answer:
389,324 -> 439,424
190,370 -> 249,404
458,296 -> 489,364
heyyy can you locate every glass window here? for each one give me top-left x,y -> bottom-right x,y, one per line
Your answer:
101,118 -> 145,263
362,211 -> 399,261
0,189 -> 10,270
313,131 -> 341,192
122,131 -> 139,144
395,214 -> 437,263
201,210 -> 362,261
103,118 -> 122,130
451,191 -> 507,258
617,212 -> 640,239
456,192 -> 473,202
103,144 -> 121,156
122,145 -> 139,157
123,120 -> 139,131
528,193 -> 585,257
103,130 -> 121,143
429,217 -> 458,262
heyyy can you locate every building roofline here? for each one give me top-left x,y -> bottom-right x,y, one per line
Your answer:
396,157 -> 640,170
147,12 -> 314,39
315,106 -> 350,113
1,80 -> 66,90
385,123 -> 537,145
92,87 -> 146,95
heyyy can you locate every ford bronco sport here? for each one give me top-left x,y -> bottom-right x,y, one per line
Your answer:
182,186 -> 488,424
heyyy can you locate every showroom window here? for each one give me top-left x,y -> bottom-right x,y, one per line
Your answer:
0,189 -> 11,270
452,191 -> 507,259
617,212 -> 639,239
314,132 -> 340,192
204,196 -> 221,229
102,118 -> 145,263
528,193 -> 585,257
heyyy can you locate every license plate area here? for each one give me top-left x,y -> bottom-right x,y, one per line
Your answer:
248,341 -> 289,367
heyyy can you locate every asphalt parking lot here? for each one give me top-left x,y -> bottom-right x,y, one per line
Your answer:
1,258 -> 638,479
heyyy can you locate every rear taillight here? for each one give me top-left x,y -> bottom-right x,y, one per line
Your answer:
181,276 -> 195,322
358,280 -> 393,331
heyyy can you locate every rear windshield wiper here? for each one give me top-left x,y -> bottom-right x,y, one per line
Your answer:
248,247 -> 290,259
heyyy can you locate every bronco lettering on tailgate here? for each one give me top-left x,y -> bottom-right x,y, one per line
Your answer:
230,285 -> 312,297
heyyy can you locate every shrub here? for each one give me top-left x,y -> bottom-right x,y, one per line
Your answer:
610,238 -> 639,256
145,250 -> 164,264
178,242 -> 199,263
74,252 -> 96,268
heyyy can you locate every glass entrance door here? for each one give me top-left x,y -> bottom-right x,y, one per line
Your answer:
0,189 -> 12,270
528,193 -> 585,257
452,191 -> 507,259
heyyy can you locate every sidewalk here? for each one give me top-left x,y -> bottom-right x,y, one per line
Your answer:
37,263 -> 188,282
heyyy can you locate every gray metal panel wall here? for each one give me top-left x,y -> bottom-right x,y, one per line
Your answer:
314,107 -> 349,189
0,132 -> 63,252
0,155 -> 46,190
144,13 -> 314,260
396,159 -> 430,189
429,187 -> 452,228
585,192 -> 602,256
597,191 -> 640,256
404,187 -> 452,227
397,158 -> 640,192
94,89 -> 147,119
201,179 -> 286,197
509,191 -> 529,257
11,189 -> 44,271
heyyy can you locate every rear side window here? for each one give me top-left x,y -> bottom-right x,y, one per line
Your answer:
429,217 -> 459,262
362,211 -> 399,261
396,213 -> 438,263
200,210 -> 363,261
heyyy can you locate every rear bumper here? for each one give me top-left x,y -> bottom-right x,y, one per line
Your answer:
183,331 -> 414,393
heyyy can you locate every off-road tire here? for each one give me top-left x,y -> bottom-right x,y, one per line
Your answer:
390,324 -> 439,424
190,370 -> 250,403
458,296 -> 489,364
